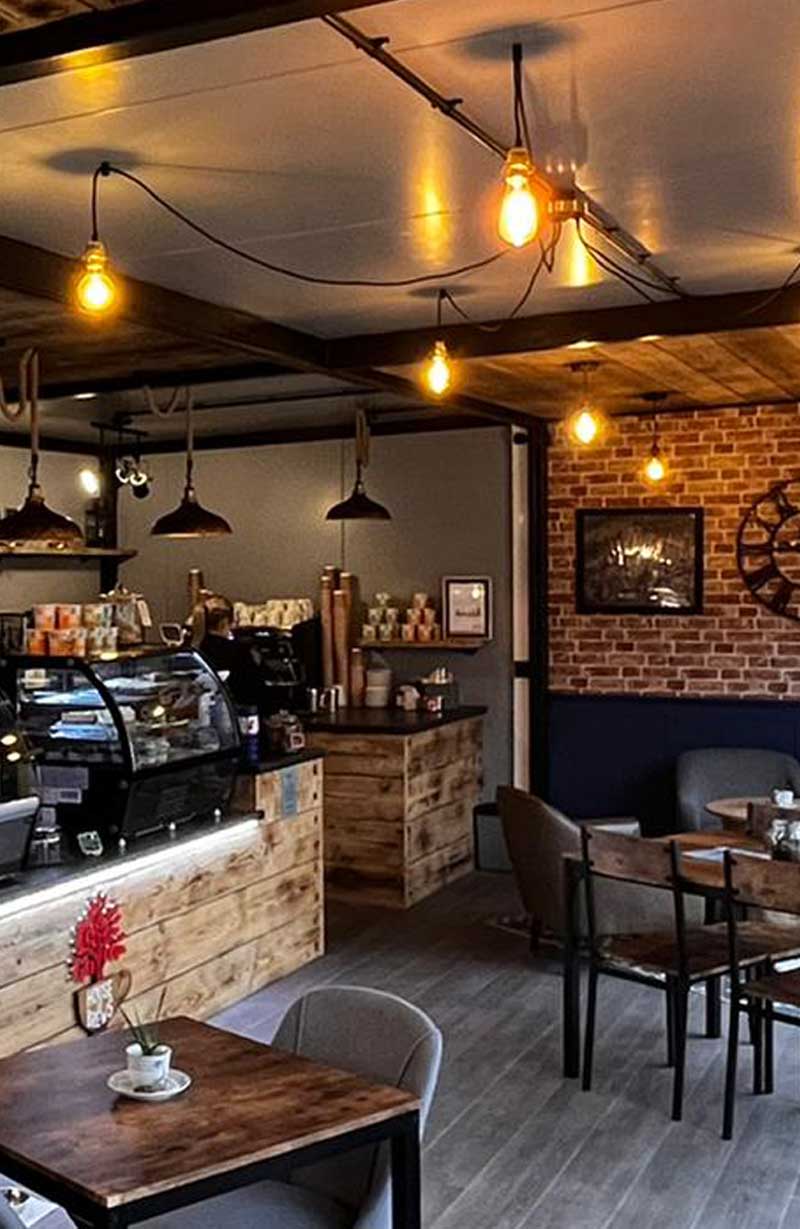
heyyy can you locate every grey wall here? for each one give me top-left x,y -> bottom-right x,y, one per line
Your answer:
0,448 -> 101,611
120,427 -> 512,799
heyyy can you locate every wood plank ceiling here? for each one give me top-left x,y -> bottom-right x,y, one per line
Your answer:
384,324 -> 800,418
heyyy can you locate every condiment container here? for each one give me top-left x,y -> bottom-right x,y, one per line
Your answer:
25,629 -> 48,655
401,624 -> 417,642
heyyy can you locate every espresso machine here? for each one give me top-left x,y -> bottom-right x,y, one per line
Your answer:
231,618 -> 322,720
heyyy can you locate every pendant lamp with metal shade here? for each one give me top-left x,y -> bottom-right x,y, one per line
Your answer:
326,410 -> 391,521
150,389 -> 232,538
0,350 -> 84,549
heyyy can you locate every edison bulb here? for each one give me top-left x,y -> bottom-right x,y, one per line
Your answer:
643,450 -> 668,485
75,240 -> 117,316
424,340 -> 453,397
566,404 -> 607,447
498,149 -> 539,249
79,467 -> 101,498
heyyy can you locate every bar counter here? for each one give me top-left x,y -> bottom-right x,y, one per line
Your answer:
0,749 -> 323,1058
307,706 -> 486,909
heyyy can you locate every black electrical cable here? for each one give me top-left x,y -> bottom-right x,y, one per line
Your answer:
440,222 -> 562,331
575,220 -> 682,302
97,162 -> 507,289
735,256 -> 800,318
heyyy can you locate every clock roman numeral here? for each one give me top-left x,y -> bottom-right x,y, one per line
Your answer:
772,578 -> 795,615
745,561 -> 781,591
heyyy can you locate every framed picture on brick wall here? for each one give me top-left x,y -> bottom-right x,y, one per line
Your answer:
576,507 -> 704,615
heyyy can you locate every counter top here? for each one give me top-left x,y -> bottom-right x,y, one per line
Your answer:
236,747 -> 324,775
0,807 -> 261,917
305,705 -> 487,736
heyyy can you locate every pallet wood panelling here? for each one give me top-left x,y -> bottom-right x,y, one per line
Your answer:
310,718 -> 482,909
0,760 -> 324,1057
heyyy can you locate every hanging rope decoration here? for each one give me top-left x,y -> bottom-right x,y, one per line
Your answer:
355,406 -> 370,472
0,348 -> 39,427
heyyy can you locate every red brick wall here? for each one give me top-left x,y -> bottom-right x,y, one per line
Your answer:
549,404 -> 800,699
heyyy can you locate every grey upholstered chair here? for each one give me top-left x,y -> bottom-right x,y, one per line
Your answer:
676,747 -> 800,832
497,786 -> 701,947
142,986 -> 443,1229
0,1198 -> 24,1229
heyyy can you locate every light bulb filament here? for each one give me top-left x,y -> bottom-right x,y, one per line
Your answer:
75,240 -> 117,316
424,339 -> 453,397
498,148 -> 540,249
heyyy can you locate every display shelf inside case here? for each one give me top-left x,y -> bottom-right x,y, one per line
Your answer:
8,649 -> 239,774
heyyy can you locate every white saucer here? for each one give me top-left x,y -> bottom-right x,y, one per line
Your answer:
107,1069 -> 192,1102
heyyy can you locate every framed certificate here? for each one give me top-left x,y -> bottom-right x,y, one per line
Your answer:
442,576 -> 493,639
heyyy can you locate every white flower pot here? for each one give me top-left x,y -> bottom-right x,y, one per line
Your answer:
126,1043 -> 172,1090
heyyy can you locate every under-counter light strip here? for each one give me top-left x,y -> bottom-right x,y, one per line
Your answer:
0,818 -> 260,923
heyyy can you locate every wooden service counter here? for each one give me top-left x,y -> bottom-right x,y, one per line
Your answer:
307,707 -> 485,909
0,751 -> 323,1058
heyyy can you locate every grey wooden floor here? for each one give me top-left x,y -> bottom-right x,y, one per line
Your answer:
24,871 -> 800,1228
216,871 -> 800,1229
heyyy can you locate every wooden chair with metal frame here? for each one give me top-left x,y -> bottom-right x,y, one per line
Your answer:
718,849 -> 800,1141
581,828 -> 800,1123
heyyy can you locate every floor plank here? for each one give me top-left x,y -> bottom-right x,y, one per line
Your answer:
10,872 -> 800,1229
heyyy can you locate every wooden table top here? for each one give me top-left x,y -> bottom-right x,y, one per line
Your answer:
0,1017 -> 419,1212
706,796 -> 800,823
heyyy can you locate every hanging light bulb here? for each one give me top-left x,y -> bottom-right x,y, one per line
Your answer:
74,164 -> 118,317
643,447 -> 667,485
75,240 -> 117,316
640,394 -> 671,486
565,362 -> 607,447
498,148 -> 539,249
497,45 -> 544,249
424,340 -> 453,397
422,290 -> 453,398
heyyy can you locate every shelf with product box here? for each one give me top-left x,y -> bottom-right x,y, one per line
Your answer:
356,638 -> 489,652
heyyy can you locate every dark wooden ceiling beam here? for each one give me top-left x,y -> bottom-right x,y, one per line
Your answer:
24,361 -> 296,403
326,283 -> 800,369
0,233 -> 325,371
136,412 -> 498,454
0,0 -> 390,86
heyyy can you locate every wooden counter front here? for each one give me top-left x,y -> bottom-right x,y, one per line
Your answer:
0,756 -> 324,1057
309,714 -> 483,909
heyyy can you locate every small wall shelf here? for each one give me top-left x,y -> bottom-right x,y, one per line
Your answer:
0,548 -> 136,562
358,638 -> 490,653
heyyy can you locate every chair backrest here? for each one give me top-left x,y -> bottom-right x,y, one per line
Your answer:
581,827 -> 682,958
676,747 -> 800,832
274,985 -> 442,1226
725,850 -> 800,916
497,786 -> 581,933
582,826 -> 673,887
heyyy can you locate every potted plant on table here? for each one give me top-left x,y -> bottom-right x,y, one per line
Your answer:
121,989 -> 172,1092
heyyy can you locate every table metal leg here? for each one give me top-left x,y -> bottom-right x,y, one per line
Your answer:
562,857 -> 582,1079
391,1112 -> 421,1229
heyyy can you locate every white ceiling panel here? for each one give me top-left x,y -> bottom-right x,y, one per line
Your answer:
0,0 -> 796,336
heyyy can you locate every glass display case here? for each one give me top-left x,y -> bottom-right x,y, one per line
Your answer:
0,649 -> 240,855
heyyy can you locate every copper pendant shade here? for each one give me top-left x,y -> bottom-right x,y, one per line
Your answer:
0,483 -> 83,548
326,463 -> 391,521
325,409 -> 391,522
151,487 -> 232,538
0,350 -> 84,549
150,390 -> 231,539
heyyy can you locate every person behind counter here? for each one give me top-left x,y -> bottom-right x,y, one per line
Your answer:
196,594 -> 259,708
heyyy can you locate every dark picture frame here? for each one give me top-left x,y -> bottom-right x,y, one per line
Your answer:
442,576 -> 493,639
575,507 -> 704,615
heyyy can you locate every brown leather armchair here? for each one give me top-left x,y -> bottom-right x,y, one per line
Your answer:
498,786 -> 700,948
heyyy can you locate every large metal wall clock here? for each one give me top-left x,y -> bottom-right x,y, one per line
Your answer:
737,479 -> 800,621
